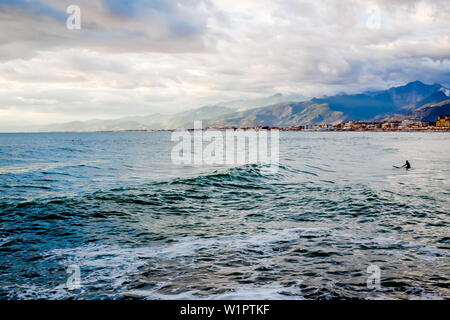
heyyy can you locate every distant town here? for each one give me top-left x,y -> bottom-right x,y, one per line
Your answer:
119,115 -> 450,133
283,115 -> 450,131
189,115 -> 450,132
205,115 -> 450,132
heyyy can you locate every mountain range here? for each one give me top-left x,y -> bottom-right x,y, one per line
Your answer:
39,81 -> 450,131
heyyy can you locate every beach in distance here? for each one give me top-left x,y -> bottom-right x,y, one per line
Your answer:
0,131 -> 448,299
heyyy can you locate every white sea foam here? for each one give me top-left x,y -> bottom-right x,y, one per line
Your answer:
13,227 -> 447,299
38,227 -> 329,299
126,281 -> 306,300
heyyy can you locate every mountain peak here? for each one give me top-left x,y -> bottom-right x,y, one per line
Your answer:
401,80 -> 442,89
407,80 -> 425,85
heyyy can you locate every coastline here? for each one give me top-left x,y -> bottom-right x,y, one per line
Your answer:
1,128 -> 450,134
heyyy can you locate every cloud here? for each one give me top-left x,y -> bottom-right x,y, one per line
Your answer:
0,0 -> 218,60
0,0 -> 449,131
0,0 -> 66,21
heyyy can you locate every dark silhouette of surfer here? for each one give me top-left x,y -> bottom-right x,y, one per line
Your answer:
393,160 -> 411,169
401,160 -> 411,169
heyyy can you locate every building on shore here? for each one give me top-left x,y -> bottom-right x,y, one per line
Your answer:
400,119 -> 415,128
250,118 -> 448,132
282,125 -> 302,131
381,121 -> 401,129
436,115 -> 450,128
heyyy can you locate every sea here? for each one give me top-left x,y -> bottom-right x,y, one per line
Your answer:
0,131 -> 448,299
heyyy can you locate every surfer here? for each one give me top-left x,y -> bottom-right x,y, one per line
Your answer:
401,160 -> 411,169
393,160 -> 411,169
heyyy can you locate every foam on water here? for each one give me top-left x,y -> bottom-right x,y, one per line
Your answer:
126,282 -> 306,300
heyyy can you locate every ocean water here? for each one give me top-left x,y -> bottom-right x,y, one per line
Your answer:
0,131 -> 449,300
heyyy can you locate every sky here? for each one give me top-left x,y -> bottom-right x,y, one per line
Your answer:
0,0 -> 449,131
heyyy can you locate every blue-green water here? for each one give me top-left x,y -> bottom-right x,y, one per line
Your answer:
0,131 -> 449,299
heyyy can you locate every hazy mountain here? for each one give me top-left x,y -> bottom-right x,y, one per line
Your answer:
40,106 -> 235,131
415,100 -> 450,121
209,101 -> 345,127
311,81 -> 448,120
38,81 -> 449,131
386,80 -> 444,107
380,100 -> 450,122
208,81 -> 450,127
414,90 -> 449,109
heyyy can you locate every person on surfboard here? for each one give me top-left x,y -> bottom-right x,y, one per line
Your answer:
401,160 -> 411,169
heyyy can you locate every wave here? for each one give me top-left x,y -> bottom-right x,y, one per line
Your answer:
12,227 -> 446,300
21,227 -> 328,300
5,224 -> 449,299
170,163 -> 290,185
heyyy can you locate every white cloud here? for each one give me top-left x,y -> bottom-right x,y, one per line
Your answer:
0,0 -> 449,131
